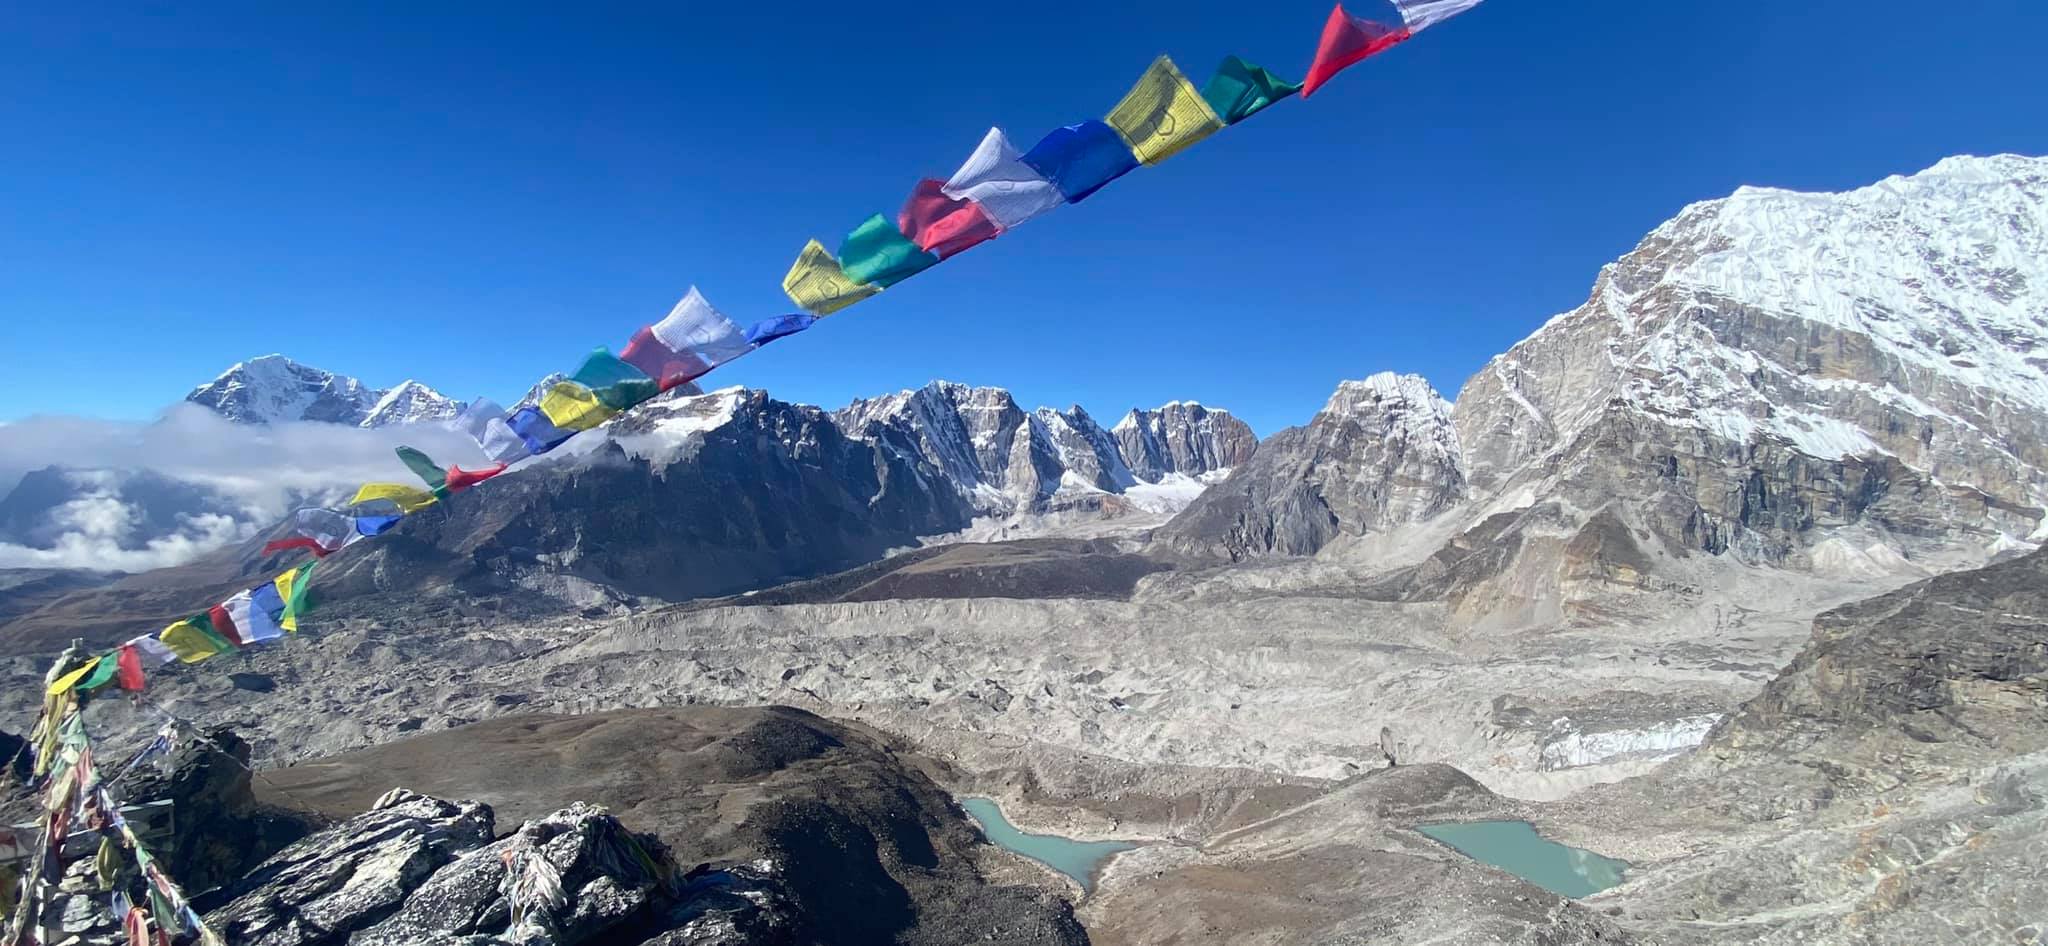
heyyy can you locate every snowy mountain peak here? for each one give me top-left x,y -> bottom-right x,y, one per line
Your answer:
1324,373 -> 1455,421
361,380 -> 463,428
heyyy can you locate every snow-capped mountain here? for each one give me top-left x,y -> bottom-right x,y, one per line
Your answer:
186,355 -> 462,427
833,381 -> 1256,516
1168,154 -> 2048,574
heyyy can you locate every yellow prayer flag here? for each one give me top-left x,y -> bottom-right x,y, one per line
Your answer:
1105,56 -> 1224,165
539,381 -> 617,432
275,564 -> 313,632
160,619 -> 226,664
781,239 -> 881,316
45,658 -> 102,696
349,482 -> 438,513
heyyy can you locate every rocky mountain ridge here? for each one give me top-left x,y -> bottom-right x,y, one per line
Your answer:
834,381 -> 1256,517
1165,155 -> 2048,591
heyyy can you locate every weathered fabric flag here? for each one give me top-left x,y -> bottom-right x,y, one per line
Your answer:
445,463 -> 507,492
898,179 -> 1001,258
620,328 -> 713,391
744,313 -> 817,347
1391,0 -> 1486,32
126,635 -> 177,668
355,513 -> 403,536
1021,121 -> 1138,203
274,563 -> 317,632
396,446 -> 447,494
839,214 -> 939,288
454,399 -> 530,464
540,381 -> 616,432
223,588 -> 284,644
159,614 -> 235,664
260,536 -> 331,559
569,349 -> 660,410
639,287 -> 757,388
1302,3 -> 1410,97
114,645 -> 145,692
1106,56 -> 1224,165
782,240 -> 882,316
348,483 -> 439,513
45,658 -> 104,696
507,406 -> 574,454
208,603 -> 246,646
1201,55 -> 1301,124
941,128 -> 1065,228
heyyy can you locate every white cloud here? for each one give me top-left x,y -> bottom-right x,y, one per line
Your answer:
0,404 -> 488,572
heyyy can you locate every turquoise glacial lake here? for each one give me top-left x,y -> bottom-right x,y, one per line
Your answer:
1418,820 -> 1629,898
960,797 -> 1136,892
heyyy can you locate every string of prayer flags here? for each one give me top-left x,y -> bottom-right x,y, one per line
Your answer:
1302,3 -> 1411,97
898,180 -> 1002,259
1106,56 -> 1224,165
539,381 -> 617,432
349,482 -> 439,514
1201,55 -> 1301,124
840,214 -> 940,288
569,348 -> 661,410
1022,122 -> 1138,203
507,406 -> 573,454
745,313 -> 817,347
782,240 -> 882,316
941,128 -> 1065,229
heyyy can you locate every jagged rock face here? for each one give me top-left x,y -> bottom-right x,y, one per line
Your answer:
1158,373 -> 1464,559
313,389 -> 978,607
186,354 -> 461,427
1455,154 -> 2048,562
207,789 -> 497,946
1111,402 -> 1257,483
835,381 -> 1250,514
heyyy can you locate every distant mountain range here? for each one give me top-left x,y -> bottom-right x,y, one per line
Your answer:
184,354 -> 465,428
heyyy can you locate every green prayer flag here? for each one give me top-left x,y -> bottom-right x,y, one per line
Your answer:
1200,55 -> 1301,125
837,215 -> 938,288
570,348 -> 660,411
78,654 -> 120,692
281,560 -> 317,630
396,446 -> 447,493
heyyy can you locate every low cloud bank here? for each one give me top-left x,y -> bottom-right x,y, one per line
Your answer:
0,405 -> 485,572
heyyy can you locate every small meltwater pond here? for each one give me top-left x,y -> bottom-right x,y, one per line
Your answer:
1418,820 -> 1629,898
960,797 -> 1136,893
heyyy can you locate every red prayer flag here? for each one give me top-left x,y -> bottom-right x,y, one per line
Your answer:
898,179 -> 1002,259
620,327 -> 714,392
1302,3 -> 1411,98
208,603 -> 246,647
446,463 -> 509,492
115,645 -> 146,692
263,536 -> 333,558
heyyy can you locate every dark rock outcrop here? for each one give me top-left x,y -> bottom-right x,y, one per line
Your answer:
207,789 -> 496,946
109,727 -> 318,896
254,707 -> 1089,946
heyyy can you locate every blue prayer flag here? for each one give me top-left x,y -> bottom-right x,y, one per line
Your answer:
507,406 -> 573,454
745,314 -> 817,347
1023,121 -> 1139,203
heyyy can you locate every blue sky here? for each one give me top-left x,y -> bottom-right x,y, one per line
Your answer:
4,1 -> 2045,437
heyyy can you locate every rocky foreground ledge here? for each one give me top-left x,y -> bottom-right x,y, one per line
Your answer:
12,705 -> 1086,946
